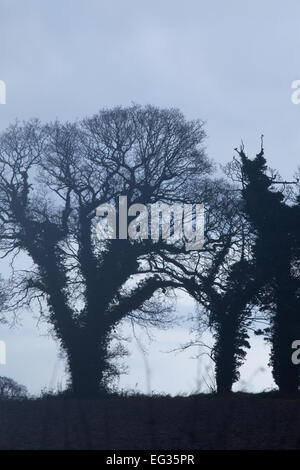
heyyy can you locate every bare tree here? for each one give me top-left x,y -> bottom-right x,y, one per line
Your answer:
0,376 -> 28,399
0,105 -> 212,397
150,178 -> 258,394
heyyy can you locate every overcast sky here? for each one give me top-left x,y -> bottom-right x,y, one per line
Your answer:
0,0 -> 299,394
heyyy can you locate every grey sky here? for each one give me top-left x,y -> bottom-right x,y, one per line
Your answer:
0,0 -> 299,394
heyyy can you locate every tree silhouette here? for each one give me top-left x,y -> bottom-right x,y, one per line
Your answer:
0,105 -> 212,397
209,258 -> 258,394
239,145 -> 300,394
147,179 -> 256,393
0,376 -> 28,399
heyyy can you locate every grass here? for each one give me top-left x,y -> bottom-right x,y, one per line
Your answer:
0,392 -> 299,449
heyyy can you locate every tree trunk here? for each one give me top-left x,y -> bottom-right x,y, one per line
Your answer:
66,330 -> 107,398
214,318 -> 237,395
272,306 -> 299,395
271,273 -> 300,395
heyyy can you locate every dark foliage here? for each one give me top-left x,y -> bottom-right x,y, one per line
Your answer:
240,146 -> 300,393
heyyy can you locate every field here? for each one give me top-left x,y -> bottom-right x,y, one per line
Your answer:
0,393 -> 300,450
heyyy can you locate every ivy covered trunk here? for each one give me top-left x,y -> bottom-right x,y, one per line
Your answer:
214,315 -> 240,394
66,328 -> 109,398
